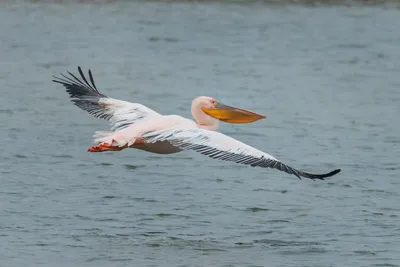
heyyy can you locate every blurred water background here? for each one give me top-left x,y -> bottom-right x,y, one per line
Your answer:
0,1 -> 399,266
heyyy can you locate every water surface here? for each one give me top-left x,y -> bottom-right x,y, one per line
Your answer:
0,1 -> 399,266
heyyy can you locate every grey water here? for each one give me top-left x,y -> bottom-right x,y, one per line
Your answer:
1,1 -> 400,266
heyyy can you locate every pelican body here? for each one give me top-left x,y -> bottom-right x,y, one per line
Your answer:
52,67 -> 341,180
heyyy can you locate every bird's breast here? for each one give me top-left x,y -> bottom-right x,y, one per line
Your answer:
131,141 -> 182,154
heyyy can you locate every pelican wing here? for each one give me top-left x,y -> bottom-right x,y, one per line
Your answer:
143,128 -> 340,180
52,66 -> 162,131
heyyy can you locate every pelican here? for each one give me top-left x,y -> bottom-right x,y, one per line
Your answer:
52,66 -> 341,180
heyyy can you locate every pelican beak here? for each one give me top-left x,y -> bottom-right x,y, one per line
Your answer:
201,103 -> 266,124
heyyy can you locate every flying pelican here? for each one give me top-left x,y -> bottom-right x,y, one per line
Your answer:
52,66 -> 341,180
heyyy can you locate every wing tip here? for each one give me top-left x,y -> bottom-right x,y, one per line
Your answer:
330,169 -> 341,176
296,167 -> 341,181
314,168 -> 341,180
52,65 -> 102,94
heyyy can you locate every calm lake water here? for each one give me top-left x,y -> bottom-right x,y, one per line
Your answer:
1,1 -> 399,266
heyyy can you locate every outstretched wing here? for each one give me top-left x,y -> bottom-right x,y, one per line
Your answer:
143,128 -> 341,180
52,66 -> 162,131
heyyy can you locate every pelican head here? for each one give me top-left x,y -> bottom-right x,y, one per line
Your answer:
191,96 -> 266,125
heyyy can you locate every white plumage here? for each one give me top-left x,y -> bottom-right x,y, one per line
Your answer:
52,66 -> 341,180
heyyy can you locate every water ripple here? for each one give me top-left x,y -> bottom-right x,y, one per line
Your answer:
1,2 -> 400,267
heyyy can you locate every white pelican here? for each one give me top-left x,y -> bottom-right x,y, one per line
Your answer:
52,67 -> 341,180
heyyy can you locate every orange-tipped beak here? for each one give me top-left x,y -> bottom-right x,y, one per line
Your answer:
201,103 -> 266,124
